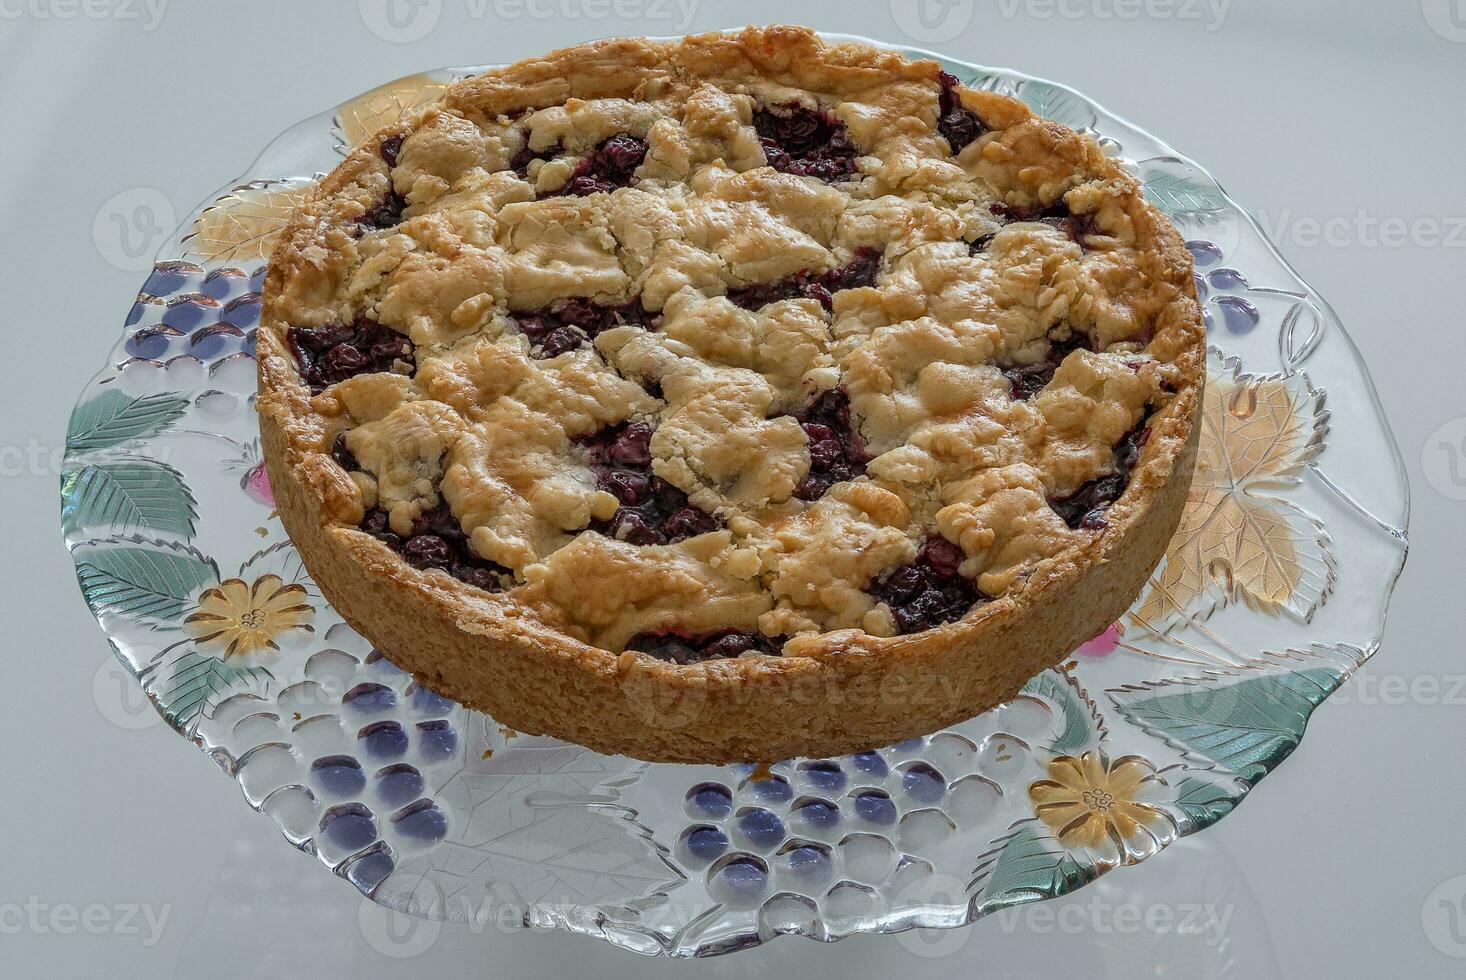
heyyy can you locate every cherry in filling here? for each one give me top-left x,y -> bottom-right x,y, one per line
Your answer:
545,133 -> 648,197
378,134 -> 404,167
510,136 -> 562,177
578,422 -> 722,546
358,191 -> 407,231
970,199 -> 1092,255
330,432 -> 358,472
726,247 -> 882,312
1004,333 -> 1091,401
790,388 -> 870,502
358,503 -> 512,592
968,232 -> 998,255
754,103 -> 860,183
989,200 -> 1094,245
354,136 -> 410,231
287,317 -> 413,394
1049,420 -> 1151,530
513,297 -> 656,358
937,71 -> 987,154
626,628 -> 785,665
867,535 -> 986,635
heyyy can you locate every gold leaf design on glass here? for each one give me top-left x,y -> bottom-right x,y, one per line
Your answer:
1133,355 -> 1334,629
184,180 -> 314,264
333,74 -> 450,152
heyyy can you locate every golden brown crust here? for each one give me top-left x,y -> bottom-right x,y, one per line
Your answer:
257,27 -> 1205,762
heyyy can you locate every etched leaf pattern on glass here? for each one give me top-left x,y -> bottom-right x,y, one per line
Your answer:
1133,353 -> 1335,629
333,74 -> 452,151
184,180 -> 314,264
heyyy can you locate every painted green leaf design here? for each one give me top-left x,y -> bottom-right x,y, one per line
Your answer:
154,651 -> 270,729
1140,169 -> 1227,217
1171,776 -> 1239,832
61,458 -> 197,538
1017,81 -> 1095,130
1022,669 -> 1105,754
66,390 -> 188,454
1110,668 -> 1342,782
971,821 -> 1095,912
75,543 -> 218,623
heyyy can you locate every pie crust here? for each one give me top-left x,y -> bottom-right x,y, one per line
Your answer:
257,26 -> 1204,763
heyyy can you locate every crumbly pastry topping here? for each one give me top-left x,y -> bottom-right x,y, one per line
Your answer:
261,27 -> 1199,658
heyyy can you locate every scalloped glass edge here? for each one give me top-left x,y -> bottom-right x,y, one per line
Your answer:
61,30 -> 1409,958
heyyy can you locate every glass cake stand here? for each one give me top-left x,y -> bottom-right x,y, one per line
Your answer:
60,33 -> 1408,958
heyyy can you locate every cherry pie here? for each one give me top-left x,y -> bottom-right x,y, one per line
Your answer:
258,27 -> 1204,762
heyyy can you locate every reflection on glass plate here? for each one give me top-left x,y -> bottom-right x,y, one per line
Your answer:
61,34 -> 1408,958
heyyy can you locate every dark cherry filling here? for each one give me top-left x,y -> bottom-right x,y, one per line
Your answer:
361,131 -> 409,230
578,422 -> 722,546
510,136 -> 563,177
330,432 -> 359,472
970,199 -> 1093,254
378,134 -> 404,167
287,317 -> 413,394
545,133 -> 648,197
359,503 -> 512,592
354,136 -> 410,231
726,247 -> 882,313
937,71 -> 987,154
867,535 -> 986,635
513,297 -> 656,358
754,103 -> 860,183
359,191 -> 407,231
626,628 -> 785,665
1003,334 -> 1091,401
1049,420 -> 1151,530
989,200 -> 1094,244
789,388 -> 870,502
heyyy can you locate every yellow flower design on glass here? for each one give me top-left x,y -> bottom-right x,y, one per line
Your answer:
1029,751 -> 1167,856
183,574 -> 313,657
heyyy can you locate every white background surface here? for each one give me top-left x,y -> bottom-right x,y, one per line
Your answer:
2,1 -> 1463,976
